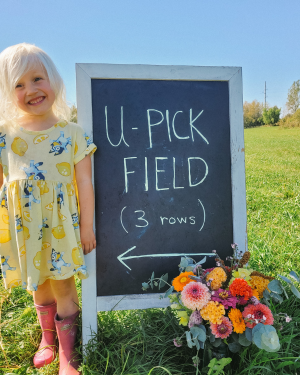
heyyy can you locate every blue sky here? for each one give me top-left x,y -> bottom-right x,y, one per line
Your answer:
1,0 -> 299,114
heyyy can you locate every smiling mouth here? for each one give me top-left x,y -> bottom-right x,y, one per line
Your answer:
28,96 -> 45,105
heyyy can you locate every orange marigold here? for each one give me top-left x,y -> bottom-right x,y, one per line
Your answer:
249,276 -> 269,299
172,272 -> 194,292
200,301 -> 225,324
229,278 -> 253,300
252,289 -> 260,300
206,267 -> 227,290
228,308 -> 246,334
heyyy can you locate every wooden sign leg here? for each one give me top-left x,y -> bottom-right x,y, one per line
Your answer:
82,249 -> 97,347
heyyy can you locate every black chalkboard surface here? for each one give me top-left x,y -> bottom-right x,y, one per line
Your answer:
92,79 -> 233,297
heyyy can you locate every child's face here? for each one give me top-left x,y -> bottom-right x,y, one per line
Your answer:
14,67 -> 55,118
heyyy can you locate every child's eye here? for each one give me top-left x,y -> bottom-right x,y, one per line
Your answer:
15,83 -> 22,88
34,77 -> 42,82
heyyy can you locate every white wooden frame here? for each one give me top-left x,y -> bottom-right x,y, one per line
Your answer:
76,64 -> 247,346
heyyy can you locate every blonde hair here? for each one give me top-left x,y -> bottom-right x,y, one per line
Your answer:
0,43 -> 70,124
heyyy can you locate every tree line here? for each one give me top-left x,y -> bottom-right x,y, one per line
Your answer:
244,80 -> 300,128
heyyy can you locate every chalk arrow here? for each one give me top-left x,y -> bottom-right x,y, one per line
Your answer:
117,246 -> 215,270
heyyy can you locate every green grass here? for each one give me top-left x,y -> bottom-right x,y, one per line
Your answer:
1,126 -> 300,374
245,126 -> 300,276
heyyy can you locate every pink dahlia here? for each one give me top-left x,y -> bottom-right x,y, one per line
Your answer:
211,288 -> 237,309
181,282 -> 211,310
210,316 -> 233,339
242,303 -> 274,328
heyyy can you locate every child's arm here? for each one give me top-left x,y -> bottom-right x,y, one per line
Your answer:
75,156 -> 96,254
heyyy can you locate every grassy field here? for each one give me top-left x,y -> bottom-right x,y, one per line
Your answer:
0,126 -> 300,374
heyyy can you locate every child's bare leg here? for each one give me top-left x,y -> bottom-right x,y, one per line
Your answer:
50,276 -> 79,319
33,279 -> 56,305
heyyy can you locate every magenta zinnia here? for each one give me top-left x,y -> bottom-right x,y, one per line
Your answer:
181,282 -> 211,310
210,316 -> 233,339
211,288 -> 237,309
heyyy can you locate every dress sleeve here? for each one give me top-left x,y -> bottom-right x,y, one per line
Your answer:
73,125 -> 97,165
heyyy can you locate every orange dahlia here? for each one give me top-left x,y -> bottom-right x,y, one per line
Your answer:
228,308 -> 246,334
229,278 -> 253,301
172,272 -> 194,292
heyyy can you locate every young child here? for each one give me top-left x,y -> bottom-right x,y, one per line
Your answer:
0,43 -> 97,374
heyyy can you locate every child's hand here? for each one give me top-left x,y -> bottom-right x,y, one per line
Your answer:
80,226 -> 96,254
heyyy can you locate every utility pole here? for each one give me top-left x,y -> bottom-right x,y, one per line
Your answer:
264,81 -> 267,108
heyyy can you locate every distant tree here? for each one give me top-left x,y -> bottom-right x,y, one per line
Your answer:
262,106 -> 281,125
286,80 -> 300,114
70,105 -> 77,123
243,100 -> 263,128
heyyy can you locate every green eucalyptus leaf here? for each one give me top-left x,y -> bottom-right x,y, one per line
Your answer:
253,325 -> 279,352
270,292 -> 283,304
186,257 -> 195,265
252,323 -> 264,335
211,338 -> 222,347
239,332 -> 252,347
209,334 -> 216,343
291,284 -> 300,298
268,280 -> 283,294
199,324 -> 207,335
228,342 -> 241,353
159,273 -> 168,289
195,339 -> 200,350
164,286 -> 174,298
151,272 -> 155,281
196,256 -> 207,265
190,326 -> 206,342
261,331 -> 280,352
186,331 -> 193,348
245,327 -> 252,342
278,275 -> 292,284
289,271 -> 299,282
142,282 -> 149,290
185,266 -> 194,272
179,258 -> 189,268
231,332 -> 239,342
154,281 -> 158,287
263,289 -> 271,300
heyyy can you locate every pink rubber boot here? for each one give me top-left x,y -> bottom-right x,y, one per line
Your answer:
55,310 -> 81,375
33,302 -> 57,368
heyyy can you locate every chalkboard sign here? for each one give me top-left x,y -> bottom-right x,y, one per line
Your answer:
76,64 -> 247,345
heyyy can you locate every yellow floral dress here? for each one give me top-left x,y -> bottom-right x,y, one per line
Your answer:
0,120 -> 96,291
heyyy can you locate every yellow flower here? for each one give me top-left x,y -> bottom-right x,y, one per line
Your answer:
206,268 -> 227,290
228,308 -> 246,334
177,311 -> 189,326
249,276 -> 270,298
200,301 -> 225,324
231,267 -> 253,282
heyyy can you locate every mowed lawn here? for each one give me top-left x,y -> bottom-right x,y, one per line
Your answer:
0,126 -> 300,375
245,126 -> 300,275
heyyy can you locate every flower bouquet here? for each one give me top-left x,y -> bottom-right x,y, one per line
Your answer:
142,244 -> 300,368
